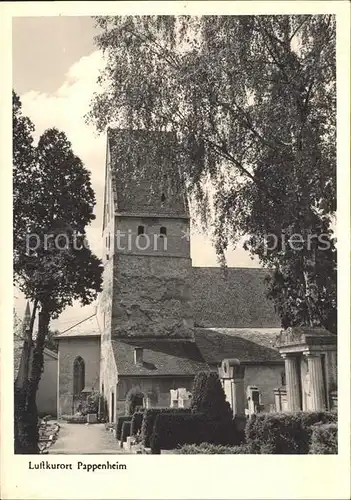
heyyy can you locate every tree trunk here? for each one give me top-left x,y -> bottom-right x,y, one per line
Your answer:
15,306 -> 50,454
14,299 -> 38,454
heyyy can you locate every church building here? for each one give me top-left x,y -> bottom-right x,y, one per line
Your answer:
56,129 -> 284,421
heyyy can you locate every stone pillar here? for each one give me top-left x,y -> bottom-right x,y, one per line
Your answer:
232,373 -> 245,417
283,355 -> 302,412
305,353 -> 326,411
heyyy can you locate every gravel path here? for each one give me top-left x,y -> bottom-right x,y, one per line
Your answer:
49,422 -> 130,454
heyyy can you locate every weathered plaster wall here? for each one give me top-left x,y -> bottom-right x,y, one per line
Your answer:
100,339 -> 118,422
112,254 -> 194,339
58,337 -> 100,416
243,364 -> 284,409
37,352 -> 58,416
115,376 -> 194,417
114,216 -> 190,257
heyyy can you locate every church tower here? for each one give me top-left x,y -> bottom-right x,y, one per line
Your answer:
98,129 -> 194,342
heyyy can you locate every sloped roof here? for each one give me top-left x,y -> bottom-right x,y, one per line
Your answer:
14,340 -> 57,380
111,338 -> 209,376
194,328 -> 283,365
191,267 -> 281,328
107,128 -> 188,216
55,315 -> 101,338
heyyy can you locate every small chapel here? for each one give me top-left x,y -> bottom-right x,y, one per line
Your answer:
54,128 -> 337,422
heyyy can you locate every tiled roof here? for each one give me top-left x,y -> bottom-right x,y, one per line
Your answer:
107,128 -> 188,216
191,267 -> 281,328
111,338 -> 209,376
55,315 -> 101,338
194,328 -> 283,365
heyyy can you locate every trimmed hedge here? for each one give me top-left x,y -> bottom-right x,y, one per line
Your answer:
121,421 -> 132,445
130,412 -> 144,436
150,413 -> 242,453
177,443 -> 251,454
116,416 -> 132,441
246,411 -> 337,454
61,415 -> 87,424
310,423 -> 338,454
141,408 -> 191,447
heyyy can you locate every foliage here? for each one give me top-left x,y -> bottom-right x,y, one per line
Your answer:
150,413 -> 242,453
88,15 -> 336,332
141,408 -> 191,447
13,309 -> 23,338
121,421 -> 132,444
13,92 -> 103,453
309,423 -> 337,454
150,413 -> 208,453
125,388 -> 144,416
245,411 -> 337,454
130,412 -> 144,436
191,371 -> 232,421
116,416 -> 132,441
44,329 -> 59,353
177,443 -> 251,454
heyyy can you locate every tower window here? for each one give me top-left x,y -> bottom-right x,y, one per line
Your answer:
138,225 -> 145,235
161,193 -> 166,202
160,226 -> 167,236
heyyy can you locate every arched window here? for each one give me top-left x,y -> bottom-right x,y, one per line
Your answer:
160,226 -> 167,237
161,193 -> 166,203
73,356 -> 85,395
138,225 -> 145,235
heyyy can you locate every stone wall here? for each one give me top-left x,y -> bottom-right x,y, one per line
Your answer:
112,216 -> 190,257
58,337 -> 100,417
111,253 -> 194,339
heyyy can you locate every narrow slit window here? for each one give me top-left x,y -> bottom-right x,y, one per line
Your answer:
138,225 -> 145,235
161,193 -> 166,202
160,226 -> 167,237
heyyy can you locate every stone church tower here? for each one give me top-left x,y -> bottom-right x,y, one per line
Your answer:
98,128 -> 194,341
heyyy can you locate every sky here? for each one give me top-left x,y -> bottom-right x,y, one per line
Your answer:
13,16 -> 259,330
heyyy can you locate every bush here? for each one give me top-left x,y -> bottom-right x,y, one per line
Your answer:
191,371 -> 232,421
246,411 -> 337,454
150,413 -> 242,453
135,406 -> 145,413
121,421 -> 132,445
141,408 -> 191,447
131,412 -> 144,436
177,443 -> 251,454
61,415 -> 87,424
125,388 -> 144,416
116,416 -> 132,440
310,423 -> 338,454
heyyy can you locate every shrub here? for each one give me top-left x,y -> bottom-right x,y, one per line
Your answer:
310,423 -> 338,454
61,415 -> 87,424
135,406 -> 145,413
141,408 -> 191,447
150,413 -> 242,453
131,412 -> 144,436
116,416 -> 132,441
246,411 -> 337,454
177,443 -> 251,454
191,371 -> 232,421
121,421 -> 132,445
125,388 -> 144,416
